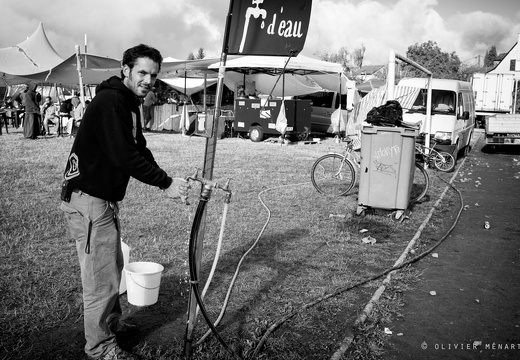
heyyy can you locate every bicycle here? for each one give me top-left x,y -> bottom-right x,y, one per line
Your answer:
415,137 -> 455,172
310,136 -> 429,203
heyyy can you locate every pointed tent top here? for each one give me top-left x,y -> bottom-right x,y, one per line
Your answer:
0,22 -> 64,76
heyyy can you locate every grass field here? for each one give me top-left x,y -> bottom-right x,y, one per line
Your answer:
0,127 -> 460,359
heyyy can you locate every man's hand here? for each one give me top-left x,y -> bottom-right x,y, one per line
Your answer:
164,178 -> 190,203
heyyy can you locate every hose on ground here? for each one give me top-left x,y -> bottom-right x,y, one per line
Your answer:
251,174 -> 464,358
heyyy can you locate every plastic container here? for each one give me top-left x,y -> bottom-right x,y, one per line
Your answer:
119,241 -> 130,295
357,125 -> 418,211
124,262 -> 164,306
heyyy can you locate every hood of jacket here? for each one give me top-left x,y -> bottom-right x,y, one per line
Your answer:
96,76 -> 141,109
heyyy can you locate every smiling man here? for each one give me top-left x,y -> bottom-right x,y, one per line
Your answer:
60,44 -> 189,360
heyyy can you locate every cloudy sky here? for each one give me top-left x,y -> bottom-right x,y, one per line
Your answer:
1,0 -> 519,67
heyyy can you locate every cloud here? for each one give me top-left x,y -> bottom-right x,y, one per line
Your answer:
448,11 -> 520,60
303,0 -> 450,64
0,0 -> 517,68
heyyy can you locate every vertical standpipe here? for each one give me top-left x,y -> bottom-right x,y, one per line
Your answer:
387,50 -> 432,148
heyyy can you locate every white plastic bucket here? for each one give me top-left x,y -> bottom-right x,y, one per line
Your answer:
119,241 -> 130,295
124,262 -> 164,306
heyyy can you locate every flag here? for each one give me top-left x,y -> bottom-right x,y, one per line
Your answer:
275,100 -> 288,135
331,108 -> 345,134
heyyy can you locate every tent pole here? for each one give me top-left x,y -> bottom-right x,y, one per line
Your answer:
75,45 -> 86,107
182,71 -> 187,135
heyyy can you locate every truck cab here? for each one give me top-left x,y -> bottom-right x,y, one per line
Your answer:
398,78 -> 475,160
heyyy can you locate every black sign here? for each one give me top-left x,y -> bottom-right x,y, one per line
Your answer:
227,0 -> 312,56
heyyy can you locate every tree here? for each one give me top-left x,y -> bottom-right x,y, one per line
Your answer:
195,47 -> 206,59
313,46 -> 351,72
484,45 -> 497,68
458,63 -> 486,82
187,47 -> 206,60
352,44 -> 366,68
403,41 -> 461,79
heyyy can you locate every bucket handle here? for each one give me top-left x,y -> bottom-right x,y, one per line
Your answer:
127,273 -> 161,290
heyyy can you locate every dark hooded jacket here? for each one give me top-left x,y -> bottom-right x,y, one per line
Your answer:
63,76 -> 172,201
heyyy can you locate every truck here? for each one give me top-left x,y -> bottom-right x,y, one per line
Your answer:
472,72 -> 517,128
471,72 -> 520,148
485,114 -> 520,147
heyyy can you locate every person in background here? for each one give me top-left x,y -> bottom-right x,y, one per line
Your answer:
71,91 -> 81,109
20,83 -> 41,139
3,96 -> 15,126
142,87 -> 156,131
13,98 -> 24,128
71,99 -> 85,135
41,96 -> 57,136
59,98 -> 74,135
59,44 -> 189,360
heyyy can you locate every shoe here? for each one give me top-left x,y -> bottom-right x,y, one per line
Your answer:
109,319 -> 139,334
94,346 -> 139,360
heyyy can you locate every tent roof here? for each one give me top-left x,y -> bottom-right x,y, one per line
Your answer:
159,77 -> 219,95
160,55 -> 352,98
207,55 -> 343,75
0,22 -> 64,76
19,53 -> 121,86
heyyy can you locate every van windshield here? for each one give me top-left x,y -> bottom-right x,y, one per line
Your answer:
409,89 -> 456,115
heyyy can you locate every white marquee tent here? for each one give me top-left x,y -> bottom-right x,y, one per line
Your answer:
0,22 -> 64,83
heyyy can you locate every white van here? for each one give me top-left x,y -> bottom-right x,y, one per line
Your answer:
398,78 -> 475,160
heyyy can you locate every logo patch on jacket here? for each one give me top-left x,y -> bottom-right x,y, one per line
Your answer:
64,153 -> 80,180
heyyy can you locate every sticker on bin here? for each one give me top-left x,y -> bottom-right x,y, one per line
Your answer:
237,122 -> 245,128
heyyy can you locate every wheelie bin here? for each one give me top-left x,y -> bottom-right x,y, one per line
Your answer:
357,125 -> 418,217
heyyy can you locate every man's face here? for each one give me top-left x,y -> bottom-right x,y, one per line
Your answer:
122,57 -> 159,98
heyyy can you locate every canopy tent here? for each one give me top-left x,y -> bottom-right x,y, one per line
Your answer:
18,53 -> 121,86
159,77 -> 219,96
159,57 -> 222,78
0,23 -> 64,84
205,54 -> 354,98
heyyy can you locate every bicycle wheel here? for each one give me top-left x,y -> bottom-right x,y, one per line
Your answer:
410,162 -> 429,203
311,153 -> 356,196
432,151 -> 455,172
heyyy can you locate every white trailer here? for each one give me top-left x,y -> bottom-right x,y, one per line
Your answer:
472,73 -> 517,128
472,73 -> 520,147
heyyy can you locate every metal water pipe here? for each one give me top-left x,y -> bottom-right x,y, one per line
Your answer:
387,50 -> 433,148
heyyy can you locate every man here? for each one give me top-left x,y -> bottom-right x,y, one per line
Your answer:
142,86 -> 156,130
41,96 -> 56,135
60,44 -> 189,360
71,91 -> 81,109
20,83 -> 41,139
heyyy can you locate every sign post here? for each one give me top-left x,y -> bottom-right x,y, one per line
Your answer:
183,1 -> 312,356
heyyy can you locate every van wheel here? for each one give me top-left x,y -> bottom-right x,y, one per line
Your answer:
249,126 -> 264,142
463,145 -> 471,157
451,146 -> 459,165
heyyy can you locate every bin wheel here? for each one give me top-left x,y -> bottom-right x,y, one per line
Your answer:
249,126 -> 264,142
356,205 -> 366,217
